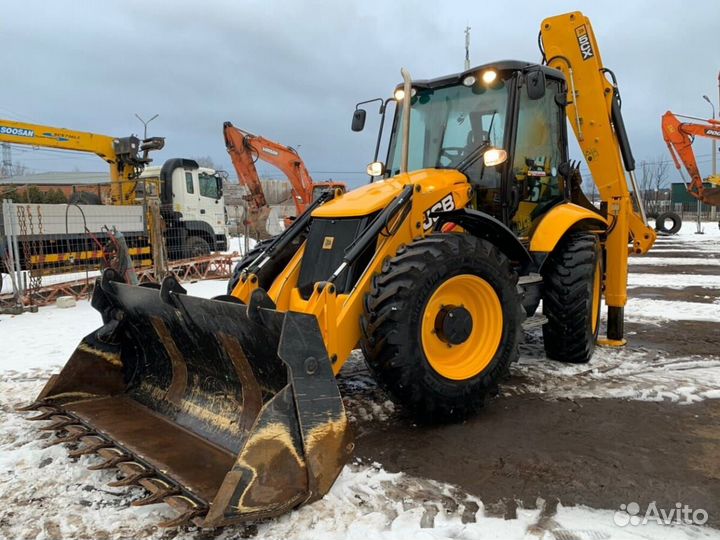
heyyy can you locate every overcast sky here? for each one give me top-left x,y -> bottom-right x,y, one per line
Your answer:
2,0 -> 719,187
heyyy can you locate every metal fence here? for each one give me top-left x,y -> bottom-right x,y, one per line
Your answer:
1,200 -> 239,309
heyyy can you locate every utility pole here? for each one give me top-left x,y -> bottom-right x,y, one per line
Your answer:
464,26 -> 471,70
1,143 -> 11,178
135,113 -> 159,140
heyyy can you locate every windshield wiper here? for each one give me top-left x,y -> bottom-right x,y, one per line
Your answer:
455,141 -> 490,172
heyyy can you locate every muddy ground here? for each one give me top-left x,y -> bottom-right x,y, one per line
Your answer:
348,234 -> 720,526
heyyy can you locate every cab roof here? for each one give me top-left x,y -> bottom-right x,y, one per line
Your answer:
395,60 -> 564,91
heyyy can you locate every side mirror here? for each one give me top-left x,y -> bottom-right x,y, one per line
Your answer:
483,148 -> 508,167
526,69 -> 546,100
216,176 -> 224,199
351,109 -> 367,132
366,161 -> 386,177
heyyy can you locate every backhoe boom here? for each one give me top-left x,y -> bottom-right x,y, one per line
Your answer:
541,12 -> 656,343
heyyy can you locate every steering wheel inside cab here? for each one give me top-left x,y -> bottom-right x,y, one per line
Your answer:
438,147 -> 466,167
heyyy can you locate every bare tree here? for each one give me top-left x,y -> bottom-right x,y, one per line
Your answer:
192,156 -> 217,169
638,156 -> 670,216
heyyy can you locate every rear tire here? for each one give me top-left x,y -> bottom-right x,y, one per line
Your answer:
541,231 -> 601,364
361,234 -> 524,422
655,211 -> 682,235
185,235 -> 211,258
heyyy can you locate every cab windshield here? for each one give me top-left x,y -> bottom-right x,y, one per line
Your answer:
386,80 -> 509,176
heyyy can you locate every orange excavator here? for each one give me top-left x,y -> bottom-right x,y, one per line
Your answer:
223,122 -> 345,236
662,111 -> 720,206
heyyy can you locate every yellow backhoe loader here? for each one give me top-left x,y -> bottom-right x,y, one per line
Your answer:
20,11 -> 655,528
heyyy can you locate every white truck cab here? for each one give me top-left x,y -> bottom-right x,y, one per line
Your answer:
141,158 -> 228,258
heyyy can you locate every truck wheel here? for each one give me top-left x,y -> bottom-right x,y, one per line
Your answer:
227,233 -> 306,295
541,231 -> 601,364
185,236 -> 211,258
655,212 -> 682,235
361,234 -> 524,422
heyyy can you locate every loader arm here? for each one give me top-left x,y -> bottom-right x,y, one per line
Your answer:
661,111 -> 720,205
540,12 -> 657,343
0,118 -> 163,204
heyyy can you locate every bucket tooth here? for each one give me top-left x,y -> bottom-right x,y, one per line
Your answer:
88,448 -> 130,470
159,496 -> 204,528
15,401 -> 54,412
109,462 -> 152,487
45,426 -> 91,446
41,416 -> 78,431
26,407 -> 61,421
68,436 -> 111,458
133,478 -> 179,507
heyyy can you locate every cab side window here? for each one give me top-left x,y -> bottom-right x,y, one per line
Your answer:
185,171 -> 195,194
199,172 -> 218,199
511,78 -> 565,234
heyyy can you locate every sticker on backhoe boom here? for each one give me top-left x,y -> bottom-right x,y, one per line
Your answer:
422,194 -> 455,231
575,25 -> 594,60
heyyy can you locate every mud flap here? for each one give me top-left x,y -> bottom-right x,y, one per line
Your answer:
22,270 -> 352,527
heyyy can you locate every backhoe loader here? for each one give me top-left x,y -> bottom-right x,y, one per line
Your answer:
20,11 -> 655,528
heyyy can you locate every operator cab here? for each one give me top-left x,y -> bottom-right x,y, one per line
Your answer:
355,61 -> 571,237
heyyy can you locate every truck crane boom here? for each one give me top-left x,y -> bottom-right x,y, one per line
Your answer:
0,119 -> 164,204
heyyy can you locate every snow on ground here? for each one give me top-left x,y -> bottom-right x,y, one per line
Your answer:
512,338 -> 720,404
224,234 -> 257,255
2,376 -> 718,540
629,257 -> 720,266
628,272 -> 720,289
2,223 -> 720,538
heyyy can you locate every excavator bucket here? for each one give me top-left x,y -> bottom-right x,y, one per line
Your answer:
700,186 -> 720,206
20,270 -> 352,527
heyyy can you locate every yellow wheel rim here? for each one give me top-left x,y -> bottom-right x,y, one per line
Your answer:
591,258 -> 601,333
421,274 -> 503,381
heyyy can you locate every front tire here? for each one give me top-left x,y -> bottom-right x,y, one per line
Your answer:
361,234 -> 524,422
542,231 -> 601,364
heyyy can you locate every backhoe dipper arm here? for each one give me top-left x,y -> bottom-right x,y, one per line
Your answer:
661,111 -> 720,206
540,12 -> 656,344
0,118 -> 163,204
223,123 -> 315,216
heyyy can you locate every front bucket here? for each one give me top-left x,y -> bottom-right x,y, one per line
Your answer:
22,270 -> 352,527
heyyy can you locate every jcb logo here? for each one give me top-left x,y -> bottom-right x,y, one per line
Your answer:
422,194 -> 455,231
575,25 -> 594,60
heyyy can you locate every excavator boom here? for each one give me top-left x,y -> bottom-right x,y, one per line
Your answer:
661,111 -> 720,206
224,122 -> 346,235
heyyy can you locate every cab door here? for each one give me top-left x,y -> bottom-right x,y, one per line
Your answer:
508,73 -> 568,236
198,170 -> 225,234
